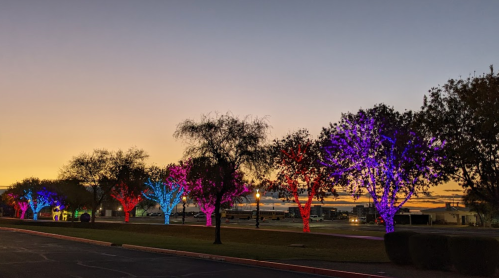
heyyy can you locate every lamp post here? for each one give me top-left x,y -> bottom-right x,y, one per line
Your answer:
256,189 -> 260,229
182,195 -> 187,225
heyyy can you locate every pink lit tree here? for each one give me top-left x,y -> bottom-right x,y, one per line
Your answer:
2,192 -> 29,219
267,129 -> 337,233
110,181 -> 144,223
321,105 -> 446,233
187,170 -> 250,227
18,201 -> 29,219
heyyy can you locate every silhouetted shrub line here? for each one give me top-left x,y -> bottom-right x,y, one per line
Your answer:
409,234 -> 451,270
384,231 -> 418,265
385,231 -> 499,276
448,236 -> 499,277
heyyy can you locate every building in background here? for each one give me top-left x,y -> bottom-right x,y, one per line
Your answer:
421,202 -> 477,225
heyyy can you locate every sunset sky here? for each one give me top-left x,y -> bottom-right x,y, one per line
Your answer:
1,1 -> 498,210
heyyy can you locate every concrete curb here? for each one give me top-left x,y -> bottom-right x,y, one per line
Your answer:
0,226 -> 390,278
0,227 -> 113,246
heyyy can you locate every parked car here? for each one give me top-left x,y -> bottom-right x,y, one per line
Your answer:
375,216 -> 395,226
147,212 -> 162,217
309,215 -> 324,222
193,213 -> 206,218
349,216 -> 366,224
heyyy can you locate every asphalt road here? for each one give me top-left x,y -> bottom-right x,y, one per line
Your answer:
0,230 -> 330,278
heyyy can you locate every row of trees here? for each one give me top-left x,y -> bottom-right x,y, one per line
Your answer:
2,66 -> 498,242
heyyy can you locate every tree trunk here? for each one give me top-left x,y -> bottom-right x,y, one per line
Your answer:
164,214 -> 170,224
384,216 -> 395,233
302,217 -> 310,233
20,210 -> 26,220
33,212 -> 38,221
125,211 -> 130,223
205,215 -> 213,226
91,207 -> 97,224
213,195 -> 222,244
201,206 -> 215,226
91,187 -> 97,224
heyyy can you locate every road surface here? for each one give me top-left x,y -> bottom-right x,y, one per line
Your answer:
0,230 -> 331,278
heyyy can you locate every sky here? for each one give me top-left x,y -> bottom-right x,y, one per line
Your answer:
1,0 -> 498,211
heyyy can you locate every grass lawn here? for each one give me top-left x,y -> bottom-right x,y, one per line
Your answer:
0,218 -> 389,263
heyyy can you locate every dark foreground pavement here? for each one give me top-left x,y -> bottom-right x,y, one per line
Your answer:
0,230 -> 331,278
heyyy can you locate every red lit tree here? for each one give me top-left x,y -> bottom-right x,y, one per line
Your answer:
267,129 -> 337,233
110,181 -> 144,223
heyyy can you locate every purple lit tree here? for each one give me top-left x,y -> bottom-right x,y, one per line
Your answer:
143,163 -> 190,224
321,105 -> 446,233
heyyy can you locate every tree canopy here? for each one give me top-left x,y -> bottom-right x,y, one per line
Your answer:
321,104 -> 446,232
266,129 -> 337,232
60,147 -> 148,223
419,66 -> 499,213
174,113 -> 269,244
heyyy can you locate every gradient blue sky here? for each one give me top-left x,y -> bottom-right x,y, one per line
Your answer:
1,0 -> 498,209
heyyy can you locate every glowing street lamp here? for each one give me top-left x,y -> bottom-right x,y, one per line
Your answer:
182,195 -> 187,225
255,189 -> 260,229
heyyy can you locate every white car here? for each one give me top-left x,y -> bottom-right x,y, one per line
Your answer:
309,215 -> 324,222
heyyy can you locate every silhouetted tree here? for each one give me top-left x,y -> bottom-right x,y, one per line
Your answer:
136,199 -> 156,216
174,113 -> 269,244
54,179 -> 93,222
419,66 -> 499,212
60,148 -> 148,223
462,188 -> 496,226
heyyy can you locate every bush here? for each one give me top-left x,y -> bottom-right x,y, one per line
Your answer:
384,231 -> 418,265
409,234 -> 451,270
448,236 -> 499,276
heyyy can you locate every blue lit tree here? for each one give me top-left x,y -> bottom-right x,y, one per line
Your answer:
321,105 -> 446,233
10,178 -> 58,221
143,163 -> 189,224
24,187 -> 57,221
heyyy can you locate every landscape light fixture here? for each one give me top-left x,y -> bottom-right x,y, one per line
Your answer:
182,195 -> 187,224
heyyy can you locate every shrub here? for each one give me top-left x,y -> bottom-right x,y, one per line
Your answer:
384,231 -> 418,265
409,234 -> 451,270
448,236 -> 499,277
